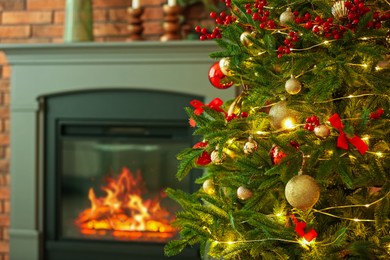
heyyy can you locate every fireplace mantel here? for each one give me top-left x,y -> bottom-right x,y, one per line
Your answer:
1,41 -> 235,260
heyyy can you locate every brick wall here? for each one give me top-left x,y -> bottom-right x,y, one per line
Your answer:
0,0 -> 210,259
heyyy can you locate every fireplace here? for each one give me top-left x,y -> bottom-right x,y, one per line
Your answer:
1,41 -> 235,260
43,89 -> 201,259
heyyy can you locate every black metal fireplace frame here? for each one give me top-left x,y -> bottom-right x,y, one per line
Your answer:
42,89 -> 202,260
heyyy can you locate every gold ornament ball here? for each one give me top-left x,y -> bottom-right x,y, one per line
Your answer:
269,101 -> 298,129
280,7 -> 295,26
332,1 -> 348,20
203,179 -> 215,195
243,136 -> 258,154
219,58 -> 231,76
237,186 -> 253,200
285,75 -> 302,95
314,124 -> 330,139
240,31 -> 254,47
285,175 -> 320,210
211,149 -> 226,164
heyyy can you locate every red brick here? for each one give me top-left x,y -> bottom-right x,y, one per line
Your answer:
143,6 -> 163,21
93,0 -> 128,8
2,227 -> 8,240
27,0 -> 64,10
0,161 -> 9,173
0,241 -> 8,253
0,188 -> 8,200
143,20 -> 162,35
32,24 -> 63,37
0,214 -> 9,227
53,10 -> 64,23
93,9 -> 109,22
93,23 -> 128,37
0,0 -> 26,11
141,0 -> 166,5
0,135 -> 8,146
0,54 -> 7,65
2,201 -> 9,215
0,146 -> 9,160
108,8 -> 130,22
2,11 -> 52,24
1,67 -> 10,80
0,38 -> 51,43
0,25 -> 31,38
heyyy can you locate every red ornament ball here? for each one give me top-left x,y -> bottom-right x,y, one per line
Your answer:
208,61 -> 233,89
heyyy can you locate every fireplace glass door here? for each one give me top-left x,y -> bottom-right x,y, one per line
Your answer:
60,124 -> 189,243
43,90 -> 201,260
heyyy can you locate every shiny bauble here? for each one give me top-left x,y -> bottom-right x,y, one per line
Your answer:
219,58 -> 231,76
203,179 -> 215,195
285,75 -> 302,95
237,186 -> 253,200
314,124 -> 330,139
240,31 -> 254,47
279,7 -> 295,26
269,101 -> 298,130
243,136 -> 258,154
210,148 -> 226,164
208,61 -> 234,89
332,1 -> 348,20
285,175 -> 320,210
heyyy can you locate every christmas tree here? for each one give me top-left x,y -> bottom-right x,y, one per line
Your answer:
165,0 -> 390,259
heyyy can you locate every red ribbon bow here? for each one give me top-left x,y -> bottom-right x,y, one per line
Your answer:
291,215 -> 317,242
190,98 -> 225,115
189,98 -> 225,127
328,113 -> 368,155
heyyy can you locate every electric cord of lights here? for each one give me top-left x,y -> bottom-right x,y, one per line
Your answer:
312,191 -> 390,223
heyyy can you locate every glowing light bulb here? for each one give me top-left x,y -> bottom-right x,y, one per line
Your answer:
281,118 -> 296,129
227,241 -> 234,245
376,152 -> 383,158
353,218 -> 360,222
365,204 -> 370,208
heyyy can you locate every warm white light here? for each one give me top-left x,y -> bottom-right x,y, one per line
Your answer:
282,118 -> 296,129
227,241 -> 235,245
376,152 -> 383,158
323,41 -> 329,44
348,95 -> 354,98
353,218 -> 360,222
365,204 -> 370,208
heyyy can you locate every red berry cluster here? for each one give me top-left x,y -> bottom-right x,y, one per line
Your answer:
302,15 -> 347,40
304,115 -> 320,131
210,11 -> 236,26
367,11 -> 390,29
369,108 -> 384,119
226,111 -> 249,122
344,0 -> 371,28
195,26 -> 222,41
244,1 -> 275,29
277,31 -> 299,58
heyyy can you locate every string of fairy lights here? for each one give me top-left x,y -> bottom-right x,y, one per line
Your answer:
205,192 -> 389,248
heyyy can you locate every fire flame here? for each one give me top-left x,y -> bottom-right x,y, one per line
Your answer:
75,167 -> 176,242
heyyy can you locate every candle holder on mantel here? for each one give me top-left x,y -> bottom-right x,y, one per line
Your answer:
160,4 -> 182,41
127,7 -> 144,41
